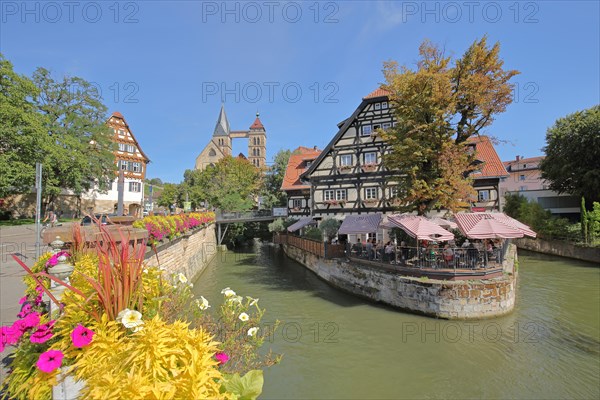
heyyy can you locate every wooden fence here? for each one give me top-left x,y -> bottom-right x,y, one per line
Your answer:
274,234 -> 346,259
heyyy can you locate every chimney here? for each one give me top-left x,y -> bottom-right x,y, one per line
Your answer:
313,145 -> 317,150
516,155 -> 520,161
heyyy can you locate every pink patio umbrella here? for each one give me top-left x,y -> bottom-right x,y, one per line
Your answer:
454,213 -> 528,239
427,217 -> 458,230
488,213 -> 537,238
387,214 -> 455,241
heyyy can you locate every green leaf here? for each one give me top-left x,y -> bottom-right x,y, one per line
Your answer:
222,370 -> 264,400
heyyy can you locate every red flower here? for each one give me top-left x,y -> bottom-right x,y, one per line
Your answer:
71,324 -> 94,348
36,349 -> 64,373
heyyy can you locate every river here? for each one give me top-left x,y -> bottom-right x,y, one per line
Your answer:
193,245 -> 600,399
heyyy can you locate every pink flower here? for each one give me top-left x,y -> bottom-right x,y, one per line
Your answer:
35,285 -> 44,294
22,312 -> 40,329
30,321 -> 55,344
214,352 -> 229,365
1,325 -> 22,350
36,349 -> 63,373
71,324 -> 94,348
17,303 -> 32,318
18,296 -> 28,305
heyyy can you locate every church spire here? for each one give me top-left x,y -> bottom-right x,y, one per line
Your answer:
250,111 -> 265,130
213,104 -> 231,136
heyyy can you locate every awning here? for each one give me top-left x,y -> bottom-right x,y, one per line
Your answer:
454,212 -> 536,239
338,213 -> 382,235
387,214 -> 454,241
287,217 -> 316,232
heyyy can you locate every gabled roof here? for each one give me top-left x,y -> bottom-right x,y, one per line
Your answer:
467,136 -> 509,178
109,112 -> 150,162
363,87 -> 392,100
213,105 -> 231,136
503,156 -> 544,167
282,146 -> 322,191
249,113 -> 265,130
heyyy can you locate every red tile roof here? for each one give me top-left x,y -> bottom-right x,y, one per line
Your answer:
250,116 -> 264,130
363,87 -> 392,100
281,146 -> 322,191
503,155 -> 544,167
111,111 -> 124,118
467,136 -> 509,178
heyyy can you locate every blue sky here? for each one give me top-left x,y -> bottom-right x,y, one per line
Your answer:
2,0 -> 599,183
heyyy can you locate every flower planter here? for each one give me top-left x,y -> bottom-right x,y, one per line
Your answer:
363,200 -> 378,207
361,164 -> 378,172
337,166 -> 353,173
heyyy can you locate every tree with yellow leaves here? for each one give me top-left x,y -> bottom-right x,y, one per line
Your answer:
383,36 -> 518,215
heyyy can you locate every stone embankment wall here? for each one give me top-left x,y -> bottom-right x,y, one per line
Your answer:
515,238 -> 600,265
144,225 -> 218,282
281,243 -> 518,320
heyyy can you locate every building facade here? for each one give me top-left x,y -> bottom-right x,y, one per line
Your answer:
195,106 -> 267,171
500,155 -> 579,217
81,112 -> 150,216
281,146 -> 322,216
299,88 -> 508,221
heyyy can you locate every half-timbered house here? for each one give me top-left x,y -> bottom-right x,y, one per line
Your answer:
281,146 -> 322,216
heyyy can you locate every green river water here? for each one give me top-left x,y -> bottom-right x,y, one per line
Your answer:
192,246 -> 600,399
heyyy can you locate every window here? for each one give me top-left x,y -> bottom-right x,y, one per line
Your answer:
324,189 -> 335,201
523,164 -> 527,168
365,187 -> 378,200
364,152 -> 377,164
361,125 -> 372,136
118,129 -> 125,136
339,154 -> 353,166
120,160 -> 128,170
129,182 -> 141,192
132,162 -> 142,173
127,144 -> 135,153
118,143 -> 126,151
373,124 -> 381,130
519,174 -> 525,181
519,186 -> 527,191
305,160 -> 313,168
208,148 -> 217,156
292,199 -> 302,208
381,102 -> 388,109
374,103 -> 381,110
336,189 -> 347,201
390,187 -> 398,198
478,190 -> 490,202
382,122 -> 392,130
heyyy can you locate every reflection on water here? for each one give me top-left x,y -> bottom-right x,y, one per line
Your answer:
193,246 -> 600,399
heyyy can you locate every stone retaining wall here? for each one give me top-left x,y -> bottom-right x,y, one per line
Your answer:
281,243 -> 518,320
515,237 -> 600,264
144,225 -> 218,282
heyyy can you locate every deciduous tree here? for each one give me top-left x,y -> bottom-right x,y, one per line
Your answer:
383,37 -> 518,214
540,105 -> 600,205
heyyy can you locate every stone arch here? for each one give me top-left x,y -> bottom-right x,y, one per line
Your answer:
209,148 -> 216,156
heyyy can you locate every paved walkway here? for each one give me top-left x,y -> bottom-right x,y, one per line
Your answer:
0,224 -> 53,383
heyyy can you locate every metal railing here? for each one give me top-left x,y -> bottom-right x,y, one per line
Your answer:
346,242 -> 509,271
216,209 -> 273,221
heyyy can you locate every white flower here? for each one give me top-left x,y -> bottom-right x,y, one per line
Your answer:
221,287 -> 236,297
177,273 -> 188,284
247,327 -> 259,337
196,296 -> 210,310
228,295 -> 243,304
238,312 -> 249,322
247,296 -> 259,306
116,308 -> 144,331
189,283 -> 194,288
159,266 -> 167,271
142,268 -> 149,274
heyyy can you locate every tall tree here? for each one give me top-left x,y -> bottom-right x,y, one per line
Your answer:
261,149 -> 291,209
540,105 -> 600,205
156,183 -> 182,209
0,55 -> 49,197
32,67 -> 116,206
190,156 -> 262,211
382,37 -> 518,214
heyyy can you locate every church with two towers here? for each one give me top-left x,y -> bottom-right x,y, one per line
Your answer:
195,105 -> 267,171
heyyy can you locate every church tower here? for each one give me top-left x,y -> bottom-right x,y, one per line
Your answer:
247,112 -> 267,168
211,104 -> 232,156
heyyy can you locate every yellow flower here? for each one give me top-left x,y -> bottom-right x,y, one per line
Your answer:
247,327 -> 259,336
238,312 -> 249,322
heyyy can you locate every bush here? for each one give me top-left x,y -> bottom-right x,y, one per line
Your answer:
319,218 -> 341,242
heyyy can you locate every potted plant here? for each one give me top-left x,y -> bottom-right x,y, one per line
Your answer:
337,165 -> 353,173
361,163 -> 378,172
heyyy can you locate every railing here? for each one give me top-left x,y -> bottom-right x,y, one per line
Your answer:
216,209 -> 272,221
346,242 -> 508,271
274,234 -> 345,259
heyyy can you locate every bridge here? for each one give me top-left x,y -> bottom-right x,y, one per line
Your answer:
215,209 -> 281,245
